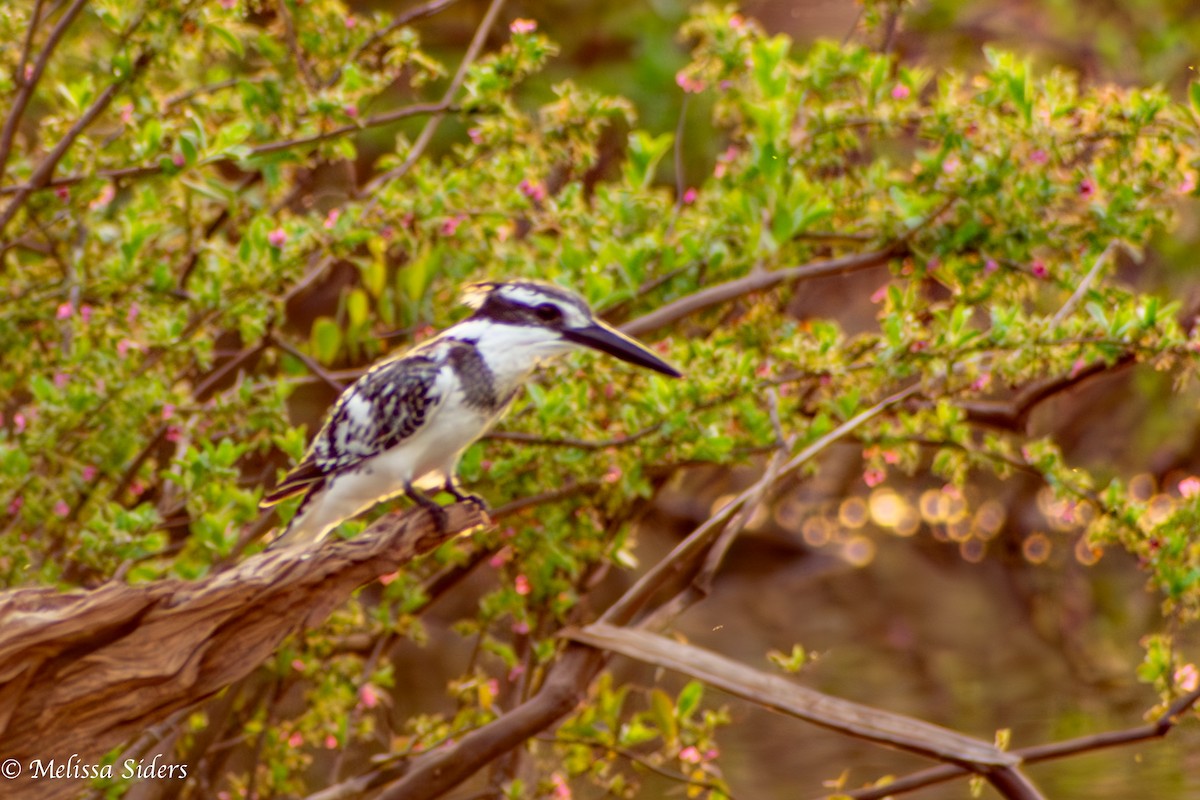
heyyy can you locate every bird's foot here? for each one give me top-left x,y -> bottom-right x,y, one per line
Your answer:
444,482 -> 490,513
406,485 -> 450,533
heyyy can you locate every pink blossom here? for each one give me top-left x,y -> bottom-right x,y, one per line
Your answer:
268,227 -> 287,247
1031,260 -> 1049,279
1179,477 -> 1200,499
324,734 -> 338,749
1068,358 -> 1088,379
53,372 -> 68,388
550,772 -> 572,799
1029,149 -> 1049,165
53,500 -> 70,518
165,425 -> 183,442
359,683 -> 380,709
13,413 -> 26,434
508,664 -> 526,681
324,209 -> 341,229
603,465 -> 622,484
511,619 -> 530,635
509,18 -> 537,34
292,658 -> 306,672
129,479 -> 146,497
57,302 -> 73,320
439,215 -> 465,236
729,13 -> 745,29
79,304 -> 93,323
675,71 -> 705,94
870,284 -> 888,304
344,15 -> 356,28
984,258 -> 999,274
117,338 -> 138,357
220,0 -> 236,8
514,574 -> 531,596
378,570 -> 399,585
8,496 -> 24,515
704,747 -> 719,760
863,468 -> 886,488
713,145 -> 738,178
344,104 -> 358,118
488,547 -> 512,569
679,746 -> 702,764
172,152 -> 186,167
82,465 -> 98,481
162,403 -> 175,420
519,179 -> 547,202
942,156 -> 960,174
90,184 -> 115,210
55,185 -> 70,201
24,64 -> 34,82
971,372 -> 992,392
682,187 -> 698,205
891,84 -> 910,100
1179,173 -> 1197,195
882,449 -> 900,465
1078,178 -> 1095,197
127,303 -> 140,324
1176,663 -> 1199,692
908,339 -> 928,352
467,128 -> 483,144
287,732 -> 303,748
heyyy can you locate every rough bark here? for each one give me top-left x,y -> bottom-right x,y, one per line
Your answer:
0,503 -> 486,800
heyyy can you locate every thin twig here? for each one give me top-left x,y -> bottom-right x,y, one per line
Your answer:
1050,239 -> 1124,327
0,100 -> 454,197
327,0 -> 460,88
831,686 -> 1200,800
278,0 -> 320,90
0,48 -> 154,233
485,425 -> 660,450
0,0 -> 82,184
267,332 -> 347,392
364,0 -> 507,192
601,382 -> 921,627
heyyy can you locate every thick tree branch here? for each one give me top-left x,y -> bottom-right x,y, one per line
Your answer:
0,502 -> 487,800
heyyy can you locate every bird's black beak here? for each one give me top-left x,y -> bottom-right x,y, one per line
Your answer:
563,321 -> 682,378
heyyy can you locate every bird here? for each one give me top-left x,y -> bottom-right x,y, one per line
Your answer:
260,280 -> 682,548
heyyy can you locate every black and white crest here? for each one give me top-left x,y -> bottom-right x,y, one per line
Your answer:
460,281 -> 594,330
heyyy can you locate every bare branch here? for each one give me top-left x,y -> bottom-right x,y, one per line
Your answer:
621,247 -> 897,337
364,0 -> 508,191
566,623 -> 1019,768
601,382 -> 920,627
833,686 -> 1200,800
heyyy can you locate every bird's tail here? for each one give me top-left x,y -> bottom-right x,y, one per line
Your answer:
266,487 -> 335,550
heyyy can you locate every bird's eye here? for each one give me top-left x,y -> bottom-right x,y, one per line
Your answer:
534,303 -> 563,322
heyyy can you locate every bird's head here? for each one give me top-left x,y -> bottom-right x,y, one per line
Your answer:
459,281 -> 682,377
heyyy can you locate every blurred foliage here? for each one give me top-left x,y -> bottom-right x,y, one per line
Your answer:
2,0 -> 1200,796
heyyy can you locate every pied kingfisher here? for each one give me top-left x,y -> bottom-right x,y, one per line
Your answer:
261,280 -> 682,547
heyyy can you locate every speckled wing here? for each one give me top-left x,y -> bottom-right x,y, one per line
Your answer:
260,353 -> 445,506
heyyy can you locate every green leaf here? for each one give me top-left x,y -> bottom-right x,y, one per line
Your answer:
649,689 -> 677,745
676,680 -> 703,718
311,318 -> 342,364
